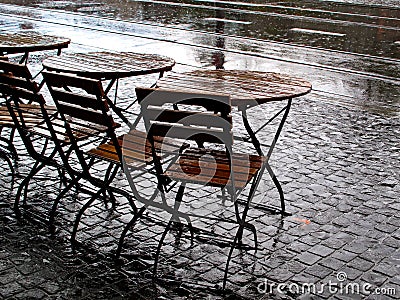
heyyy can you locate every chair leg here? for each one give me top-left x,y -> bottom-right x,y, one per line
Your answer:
71,188 -> 105,245
107,189 -> 117,209
153,183 -> 194,279
49,176 -> 82,232
153,219 -> 173,280
0,128 -> 18,160
224,206 -> 265,292
0,149 -> 14,186
223,224 -> 244,290
171,183 -> 194,244
220,187 -> 228,205
56,167 -> 68,187
14,161 -> 44,218
265,163 -> 285,213
243,222 -> 258,251
115,206 -> 146,259
102,164 -> 119,208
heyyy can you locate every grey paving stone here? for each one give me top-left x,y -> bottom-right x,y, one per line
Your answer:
0,268 -> 21,286
298,235 -> 322,247
361,272 -> 388,287
360,245 -> 397,263
320,257 -> 346,271
286,241 -> 312,254
0,281 -> 24,298
39,282 -> 61,295
350,257 -> 375,272
14,288 -> 48,300
372,262 -> 399,278
309,245 -> 335,258
375,223 -> 399,234
297,253 -> 322,266
290,273 -> 320,285
331,250 -> 358,263
304,264 -> 333,279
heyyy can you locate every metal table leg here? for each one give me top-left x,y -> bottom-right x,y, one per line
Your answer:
240,98 -> 293,214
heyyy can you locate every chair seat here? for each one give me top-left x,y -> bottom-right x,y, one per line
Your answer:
34,118 -> 117,143
0,104 -> 57,127
164,148 -> 266,190
87,129 -> 186,169
1,103 -> 116,143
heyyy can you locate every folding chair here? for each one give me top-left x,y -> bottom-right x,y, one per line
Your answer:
3,82 -> 72,220
4,69 -> 120,229
0,59 -> 46,178
42,71 -> 153,245
135,88 -> 267,289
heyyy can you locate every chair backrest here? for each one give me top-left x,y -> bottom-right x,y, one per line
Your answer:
42,71 -> 120,171
4,83 -> 53,160
43,71 -> 111,123
136,87 -> 234,190
0,60 -> 39,97
136,88 -> 232,147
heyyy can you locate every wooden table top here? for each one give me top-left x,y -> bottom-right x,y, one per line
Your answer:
0,31 -> 70,54
157,70 -> 312,107
42,51 -> 176,80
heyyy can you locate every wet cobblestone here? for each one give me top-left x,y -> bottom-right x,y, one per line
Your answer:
1,91 -> 398,300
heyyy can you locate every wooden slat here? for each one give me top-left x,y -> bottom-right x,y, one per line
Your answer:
145,107 -> 232,128
51,88 -> 105,111
42,71 -> 103,96
0,60 -> 32,78
165,168 -> 249,189
165,167 -> 248,189
173,157 -> 259,178
31,118 -> 110,142
1,103 -> 57,129
88,138 -> 152,169
149,123 -> 232,145
88,147 -> 149,169
0,85 -> 45,104
87,129 -> 187,169
165,149 -> 265,189
57,102 -> 110,126
94,143 -> 152,163
178,149 -> 264,174
182,148 -> 265,167
121,129 -> 186,154
0,73 -> 38,92
136,88 -> 231,113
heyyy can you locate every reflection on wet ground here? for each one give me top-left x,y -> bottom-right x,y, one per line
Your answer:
3,0 -> 399,59
1,0 -> 398,115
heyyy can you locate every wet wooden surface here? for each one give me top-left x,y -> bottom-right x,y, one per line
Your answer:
43,51 -> 176,80
157,70 -> 312,106
0,31 -> 70,54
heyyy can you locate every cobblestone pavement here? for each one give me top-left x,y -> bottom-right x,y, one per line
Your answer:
1,6 -> 400,300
